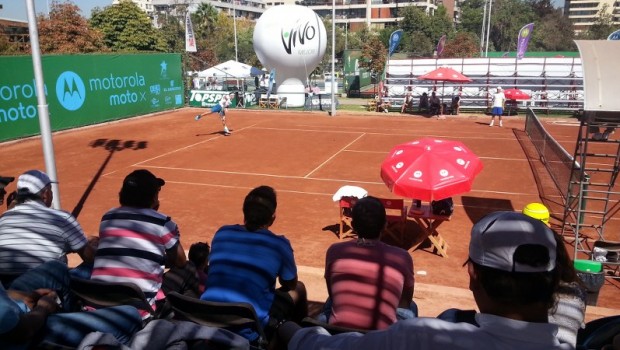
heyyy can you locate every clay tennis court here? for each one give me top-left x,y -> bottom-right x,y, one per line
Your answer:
1,107 -> 619,321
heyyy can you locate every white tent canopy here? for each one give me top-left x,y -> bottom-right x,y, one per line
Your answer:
575,40 -> 620,112
197,60 -> 263,79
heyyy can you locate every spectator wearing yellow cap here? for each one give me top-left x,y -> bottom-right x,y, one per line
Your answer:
522,202 -> 550,226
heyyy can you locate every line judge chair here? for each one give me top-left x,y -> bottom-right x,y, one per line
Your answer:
165,291 -> 268,349
376,197 -> 408,243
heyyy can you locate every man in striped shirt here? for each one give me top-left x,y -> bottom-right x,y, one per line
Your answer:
0,170 -> 96,274
91,169 -> 187,310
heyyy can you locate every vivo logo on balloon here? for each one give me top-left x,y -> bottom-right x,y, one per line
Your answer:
281,20 -> 317,55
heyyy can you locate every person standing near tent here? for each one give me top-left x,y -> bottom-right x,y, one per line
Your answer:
194,93 -> 233,136
489,87 -> 506,127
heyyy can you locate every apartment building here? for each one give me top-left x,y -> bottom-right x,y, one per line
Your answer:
564,0 -> 620,33
296,0 -> 441,31
116,0 -> 267,22
123,0 -> 459,32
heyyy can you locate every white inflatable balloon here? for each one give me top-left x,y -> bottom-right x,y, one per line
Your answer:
253,5 -> 327,107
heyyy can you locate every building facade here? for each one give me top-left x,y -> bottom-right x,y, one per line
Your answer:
296,0 -> 441,31
564,0 -> 620,33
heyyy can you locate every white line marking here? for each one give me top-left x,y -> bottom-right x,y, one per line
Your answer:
133,123 -> 260,166
304,133 -> 366,178
139,165 -> 541,196
253,126 -> 518,140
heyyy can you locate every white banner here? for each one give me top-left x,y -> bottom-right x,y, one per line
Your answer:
185,12 -> 197,52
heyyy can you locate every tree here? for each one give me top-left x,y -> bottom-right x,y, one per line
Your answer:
488,0 -> 536,52
358,34 -> 387,94
530,10 -> 575,51
192,3 -> 219,39
399,4 -> 435,56
458,0 -> 486,37
428,6 -> 456,45
158,14 -> 184,53
36,0 -> 107,54
236,19 -> 260,67
89,0 -> 167,52
442,31 -> 480,58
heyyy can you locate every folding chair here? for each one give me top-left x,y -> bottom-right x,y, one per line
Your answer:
338,196 -> 359,240
268,95 -> 280,109
279,96 -> 288,109
376,197 -> 407,243
69,277 -> 156,318
258,95 -> 268,108
300,317 -> 368,335
165,291 -> 268,349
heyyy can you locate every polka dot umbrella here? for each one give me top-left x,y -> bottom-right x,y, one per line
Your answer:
380,138 -> 484,201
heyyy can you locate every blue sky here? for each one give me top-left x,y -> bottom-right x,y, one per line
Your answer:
0,0 -> 112,21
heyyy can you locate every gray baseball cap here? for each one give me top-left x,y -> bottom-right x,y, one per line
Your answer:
469,211 -> 557,273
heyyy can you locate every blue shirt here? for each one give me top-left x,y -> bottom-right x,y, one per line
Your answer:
201,224 -> 297,339
0,283 -> 29,349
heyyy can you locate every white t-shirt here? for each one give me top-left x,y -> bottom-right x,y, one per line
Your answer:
492,92 -> 506,108
219,95 -> 231,108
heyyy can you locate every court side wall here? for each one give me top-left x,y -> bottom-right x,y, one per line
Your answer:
0,53 -> 183,142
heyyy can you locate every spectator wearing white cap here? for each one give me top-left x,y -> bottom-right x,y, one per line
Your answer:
0,170 -> 96,274
279,211 -> 571,350
489,86 -> 506,127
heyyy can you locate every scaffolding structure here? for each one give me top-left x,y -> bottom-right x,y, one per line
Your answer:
561,111 -> 620,274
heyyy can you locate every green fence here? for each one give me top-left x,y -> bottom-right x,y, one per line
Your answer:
0,53 -> 183,142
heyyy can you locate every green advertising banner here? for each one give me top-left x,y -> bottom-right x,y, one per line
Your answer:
188,90 -> 257,108
0,53 -> 183,142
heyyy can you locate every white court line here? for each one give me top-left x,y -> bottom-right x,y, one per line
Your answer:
141,165 -> 542,197
254,126 -> 517,140
132,123 -> 260,167
304,133 -> 366,178
142,165 -> 385,185
344,150 -> 528,161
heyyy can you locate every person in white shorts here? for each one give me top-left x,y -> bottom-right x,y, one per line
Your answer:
195,93 -> 233,136
489,87 -> 506,127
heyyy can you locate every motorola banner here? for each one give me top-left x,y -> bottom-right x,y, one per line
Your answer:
0,53 -> 183,142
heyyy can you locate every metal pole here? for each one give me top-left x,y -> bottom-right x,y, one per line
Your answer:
233,1 -> 238,62
485,0 -> 493,57
26,0 -> 61,209
480,0 -> 487,57
330,0 -> 336,116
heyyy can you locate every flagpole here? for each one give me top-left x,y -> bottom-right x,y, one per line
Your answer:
480,0 -> 487,57
484,0 -> 492,57
330,0 -> 336,116
233,1 -> 238,62
26,0 -> 61,209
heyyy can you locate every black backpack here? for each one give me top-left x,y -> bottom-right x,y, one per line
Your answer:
431,197 -> 454,216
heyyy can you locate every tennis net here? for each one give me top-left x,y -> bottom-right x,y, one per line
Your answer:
524,108 -> 583,202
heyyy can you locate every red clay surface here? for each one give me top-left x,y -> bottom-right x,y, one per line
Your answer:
2,107 -> 619,319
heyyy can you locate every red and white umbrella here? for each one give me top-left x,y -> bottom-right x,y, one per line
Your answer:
417,67 -> 472,83
503,88 -> 531,100
380,138 -> 484,201
417,67 -> 472,104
